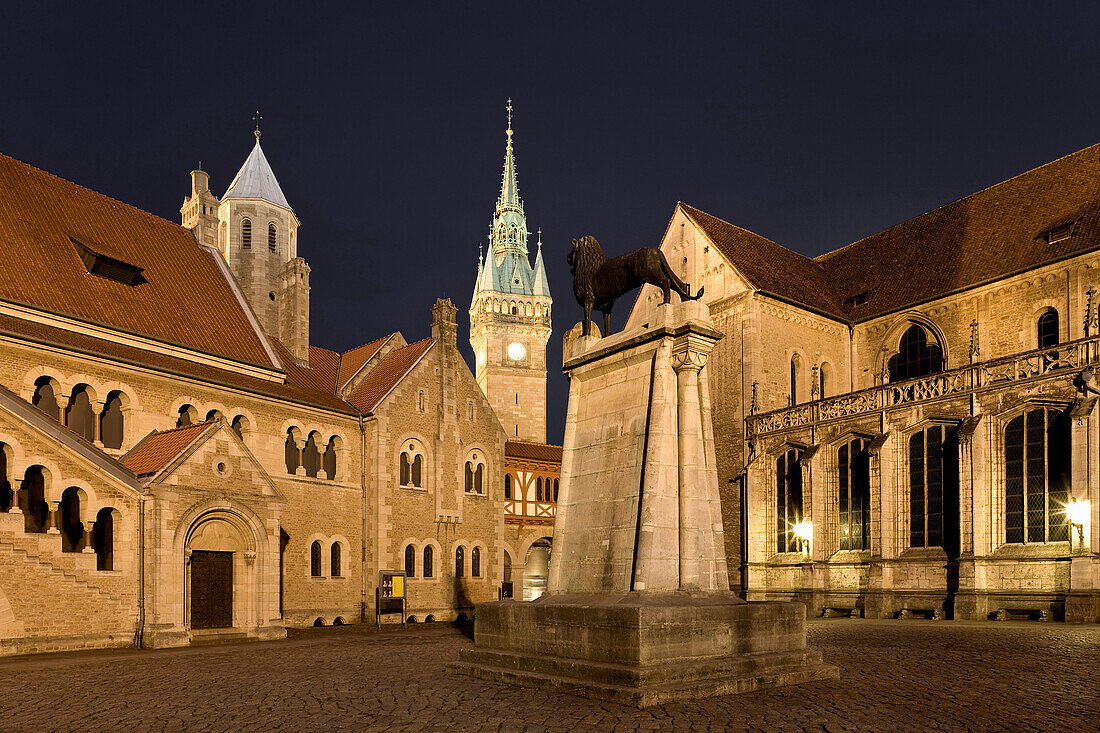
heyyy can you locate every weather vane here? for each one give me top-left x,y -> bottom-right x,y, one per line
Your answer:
253,110 -> 263,141
506,98 -> 512,132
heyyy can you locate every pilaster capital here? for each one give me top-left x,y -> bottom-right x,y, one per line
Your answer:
671,333 -> 712,373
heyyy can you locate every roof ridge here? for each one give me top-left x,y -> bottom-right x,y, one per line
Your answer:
143,419 -> 217,438
0,151 -> 193,236
679,202 -> 827,270
816,141 -> 1100,262
506,439 -> 563,448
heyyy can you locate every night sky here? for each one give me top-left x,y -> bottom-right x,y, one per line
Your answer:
4,3 -> 1100,443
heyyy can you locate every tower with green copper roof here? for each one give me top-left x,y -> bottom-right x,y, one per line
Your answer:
470,101 -> 552,443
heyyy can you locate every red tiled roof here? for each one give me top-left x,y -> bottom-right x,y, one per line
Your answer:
679,203 -> 847,321
120,421 -> 214,476
0,152 -> 275,367
338,335 -> 391,390
816,142 -> 1100,321
505,440 -> 563,464
346,338 -> 433,414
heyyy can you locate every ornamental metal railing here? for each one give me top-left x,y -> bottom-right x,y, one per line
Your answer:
747,336 -> 1099,437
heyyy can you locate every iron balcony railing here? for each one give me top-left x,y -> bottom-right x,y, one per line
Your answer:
747,336 -> 1099,437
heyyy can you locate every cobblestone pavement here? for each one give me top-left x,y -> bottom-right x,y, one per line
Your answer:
1,619 -> 1097,732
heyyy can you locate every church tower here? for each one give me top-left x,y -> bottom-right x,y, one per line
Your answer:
469,102 -> 552,443
183,124 -> 311,364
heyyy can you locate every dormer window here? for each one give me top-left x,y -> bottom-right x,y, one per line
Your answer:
844,290 -> 871,308
1042,222 -> 1075,245
71,237 -> 147,286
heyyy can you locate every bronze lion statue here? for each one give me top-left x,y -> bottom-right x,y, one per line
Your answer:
567,235 -> 703,337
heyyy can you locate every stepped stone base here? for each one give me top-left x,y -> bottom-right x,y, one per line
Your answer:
448,592 -> 838,707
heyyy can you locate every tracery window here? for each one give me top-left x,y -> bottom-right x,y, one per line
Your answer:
242,219 -> 252,248
838,438 -> 870,551
1005,407 -> 1070,544
423,545 -> 433,578
405,544 -> 415,577
888,325 -> 944,382
1037,309 -> 1059,349
464,452 -> 484,494
400,442 -> 424,488
310,541 -> 322,577
776,448 -> 803,553
909,426 -> 956,548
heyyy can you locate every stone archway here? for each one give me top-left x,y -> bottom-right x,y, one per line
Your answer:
523,537 -> 552,601
185,514 -> 256,631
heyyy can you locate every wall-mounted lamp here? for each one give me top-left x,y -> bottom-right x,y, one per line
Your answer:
793,519 -> 814,557
1066,499 -> 1091,550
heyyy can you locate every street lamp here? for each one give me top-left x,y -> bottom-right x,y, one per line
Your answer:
793,519 -> 814,557
1066,499 -> 1090,551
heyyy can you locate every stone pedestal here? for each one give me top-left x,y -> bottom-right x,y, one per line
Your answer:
450,302 -> 837,705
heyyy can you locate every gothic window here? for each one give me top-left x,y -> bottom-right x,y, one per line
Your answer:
472,546 -> 481,578
909,426 -> 960,548
268,224 -> 277,253
330,542 -> 341,577
100,391 -> 124,449
405,544 -> 415,577
423,545 -> 433,578
303,432 -> 321,478
888,325 -> 944,382
1005,407 -> 1070,544
285,429 -> 301,475
21,466 -> 48,534
323,437 -> 338,481
32,377 -> 59,421
789,358 -> 799,406
60,487 -> 84,553
93,508 -> 115,571
310,541 -> 322,577
838,438 -> 870,551
776,448 -> 803,553
1038,309 -> 1059,349
455,546 -> 465,577
504,473 -> 512,499
242,219 -> 252,248
400,442 -> 424,488
177,404 -> 196,428
536,476 -> 543,501
0,445 -> 11,512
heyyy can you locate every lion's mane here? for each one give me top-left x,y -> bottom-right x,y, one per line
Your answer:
570,235 -> 608,305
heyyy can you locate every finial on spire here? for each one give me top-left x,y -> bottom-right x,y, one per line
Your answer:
537,228 -> 542,248
253,110 -> 263,143
506,98 -> 513,138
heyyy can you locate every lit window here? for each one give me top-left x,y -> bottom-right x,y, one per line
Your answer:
1005,408 -> 1070,544
776,448 -> 803,553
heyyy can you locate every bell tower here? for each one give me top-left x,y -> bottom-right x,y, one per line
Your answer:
469,101 -> 552,443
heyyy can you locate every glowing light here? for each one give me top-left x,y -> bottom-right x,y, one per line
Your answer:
1066,499 -> 1090,527
507,342 -> 526,361
792,520 -> 814,543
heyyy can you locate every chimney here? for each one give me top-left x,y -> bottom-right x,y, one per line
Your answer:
431,298 -> 458,347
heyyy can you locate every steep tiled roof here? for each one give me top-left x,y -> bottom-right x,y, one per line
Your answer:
505,440 -> 563,464
0,152 -> 276,367
679,204 -> 847,321
119,421 -> 214,476
337,335 -> 392,391
346,338 -> 433,414
816,142 -> 1100,321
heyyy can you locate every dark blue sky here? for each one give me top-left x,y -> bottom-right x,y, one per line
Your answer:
4,3 -> 1099,442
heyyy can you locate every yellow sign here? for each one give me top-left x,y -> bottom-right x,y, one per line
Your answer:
392,575 -> 404,598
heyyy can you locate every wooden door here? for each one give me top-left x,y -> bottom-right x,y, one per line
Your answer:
191,550 -> 233,629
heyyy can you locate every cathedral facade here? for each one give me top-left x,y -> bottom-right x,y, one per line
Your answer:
626,144 -> 1100,622
0,110 -> 556,656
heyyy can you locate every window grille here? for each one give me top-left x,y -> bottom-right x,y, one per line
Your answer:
776,448 -> 803,553
889,325 -> 944,382
1038,310 -> 1059,349
1005,408 -> 1070,544
838,438 -> 870,550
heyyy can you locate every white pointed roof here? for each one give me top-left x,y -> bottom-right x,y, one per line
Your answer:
223,138 -> 291,210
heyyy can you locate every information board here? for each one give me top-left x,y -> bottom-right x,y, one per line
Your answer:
376,570 -> 407,628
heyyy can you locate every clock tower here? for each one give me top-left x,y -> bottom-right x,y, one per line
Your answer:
469,101 -> 552,443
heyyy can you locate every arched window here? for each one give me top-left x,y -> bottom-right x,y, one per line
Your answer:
776,448 -> 803,553
464,452 -> 484,494
230,415 -> 247,440
909,426 -> 958,548
32,377 -> 59,421
536,476 -> 543,502
1038,309 -> 1059,349
472,546 -> 481,577
819,364 -> 830,400
474,463 -> 483,494
93,508 -> 114,571
455,546 -> 465,577
177,404 -> 196,428
838,438 -> 870,551
503,550 -> 512,583
405,544 -> 415,577
268,224 -> 277,253
423,545 -> 433,578
303,433 -> 321,478
310,541 -> 322,577
504,473 -> 512,499
0,444 -> 11,512
100,391 -> 124,449
465,462 -> 474,493
888,325 -> 944,382
205,409 -> 223,422
330,542 -> 341,577
241,219 -> 252,248
1005,407 -> 1070,544
400,442 -> 424,488
790,358 -> 799,406
323,437 -> 338,481
21,466 -> 48,534
285,429 -> 301,475
60,487 -> 84,553
553,479 -> 559,501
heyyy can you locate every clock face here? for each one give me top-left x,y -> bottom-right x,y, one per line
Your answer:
507,341 -> 526,361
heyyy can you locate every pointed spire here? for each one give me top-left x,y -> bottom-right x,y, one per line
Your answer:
532,230 -> 551,298
223,127 -> 291,210
496,99 -> 522,214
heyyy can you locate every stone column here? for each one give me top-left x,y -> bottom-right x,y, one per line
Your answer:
672,335 -> 709,590
697,359 -> 730,590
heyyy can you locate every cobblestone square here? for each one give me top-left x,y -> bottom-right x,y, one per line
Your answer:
1,619 -> 1096,731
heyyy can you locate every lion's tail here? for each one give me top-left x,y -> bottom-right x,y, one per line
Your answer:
658,249 -> 704,300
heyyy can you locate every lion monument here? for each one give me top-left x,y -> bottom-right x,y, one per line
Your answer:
567,235 -> 703,337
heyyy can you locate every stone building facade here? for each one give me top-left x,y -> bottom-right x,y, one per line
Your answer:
0,117 -> 545,655
626,144 -> 1100,622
